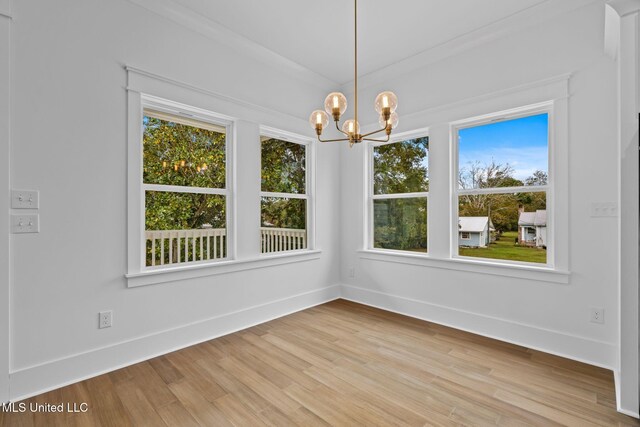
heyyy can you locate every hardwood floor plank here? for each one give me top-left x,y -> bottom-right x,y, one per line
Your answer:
2,300 -> 638,426
167,380 -> 232,427
213,394 -> 269,427
113,379 -> 167,427
155,401 -> 200,427
84,375 -> 133,427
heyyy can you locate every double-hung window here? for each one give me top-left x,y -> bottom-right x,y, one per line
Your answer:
454,108 -> 550,265
142,104 -> 230,268
369,135 -> 429,253
260,134 -> 309,253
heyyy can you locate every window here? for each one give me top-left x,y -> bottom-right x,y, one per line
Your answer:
261,135 -> 309,253
142,108 -> 230,267
455,111 -> 549,265
369,136 -> 429,253
461,232 -> 470,240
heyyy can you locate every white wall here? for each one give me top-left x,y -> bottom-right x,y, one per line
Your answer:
8,0 -> 341,400
340,2 -> 621,369
0,0 -> 12,404
6,0 -> 638,417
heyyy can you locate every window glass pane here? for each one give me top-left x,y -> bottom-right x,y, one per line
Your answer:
458,192 -> 547,264
374,197 -> 427,252
143,112 -> 226,188
145,191 -> 226,266
458,114 -> 548,190
261,138 -> 306,194
261,197 -> 307,253
374,137 -> 429,195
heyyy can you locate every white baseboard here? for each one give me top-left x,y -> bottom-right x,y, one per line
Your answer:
9,285 -> 341,402
341,284 -> 617,370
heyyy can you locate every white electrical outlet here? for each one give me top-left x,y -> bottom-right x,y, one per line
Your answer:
11,190 -> 39,209
590,307 -> 604,324
99,311 -> 113,329
349,267 -> 355,278
11,214 -> 39,234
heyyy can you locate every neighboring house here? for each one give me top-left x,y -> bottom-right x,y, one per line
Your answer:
518,208 -> 547,248
458,217 -> 494,248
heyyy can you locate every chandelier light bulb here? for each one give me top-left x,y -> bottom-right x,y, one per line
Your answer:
324,92 -> 348,120
374,91 -> 398,116
379,112 -> 399,130
342,119 -> 360,136
309,110 -> 329,132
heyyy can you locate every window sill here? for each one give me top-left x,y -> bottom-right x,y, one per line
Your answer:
357,249 -> 570,284
126,249 -> 322,288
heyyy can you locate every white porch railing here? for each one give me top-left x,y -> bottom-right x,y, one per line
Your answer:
261,227 -> 306,253
146,227 -> 307,266
145,228 -> 226,267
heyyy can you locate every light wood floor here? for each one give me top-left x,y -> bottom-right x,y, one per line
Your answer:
1,299 -> 638,426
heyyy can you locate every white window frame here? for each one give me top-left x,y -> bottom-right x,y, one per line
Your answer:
129,94 -> 235,274
461,232 -> 471,240
259,126 -> 316,253
366,128 -> 430,254
451,103 -> 553,268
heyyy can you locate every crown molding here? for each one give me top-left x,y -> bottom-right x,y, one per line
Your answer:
125,66 -> 309,125
606,0 -> 640,16
0,0 -> 11,19
125,0 -> 339,92
340,0 -> 599,94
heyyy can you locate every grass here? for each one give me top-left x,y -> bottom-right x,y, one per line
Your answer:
458,231 -> 547,264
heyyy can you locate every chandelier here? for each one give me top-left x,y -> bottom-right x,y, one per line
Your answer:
309,0 -> 399,146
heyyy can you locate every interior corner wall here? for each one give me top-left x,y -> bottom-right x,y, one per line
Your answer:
617,3 -> 640,418
8,0 -> 341,401
340,2 -> 621,370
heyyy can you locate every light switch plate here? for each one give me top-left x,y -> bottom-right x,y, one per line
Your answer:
590,202 -> 618,217
11,214 -> 39,233
11,190 -> 39,209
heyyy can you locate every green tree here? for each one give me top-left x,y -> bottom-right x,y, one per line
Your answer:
143,116 -> 227,231
373,137 -> 429,250
374,138 -> 429,194
260,138 -> 306,229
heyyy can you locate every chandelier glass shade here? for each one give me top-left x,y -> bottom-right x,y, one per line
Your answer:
308,0 -> 398,146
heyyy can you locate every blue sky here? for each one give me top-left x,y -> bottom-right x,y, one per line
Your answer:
458,113 -> 548,182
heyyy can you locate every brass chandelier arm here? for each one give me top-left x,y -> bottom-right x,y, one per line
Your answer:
362,134 -> 391,143
361,126 -> 389,138
317,136 -> 351,143
335,120 -> 350,136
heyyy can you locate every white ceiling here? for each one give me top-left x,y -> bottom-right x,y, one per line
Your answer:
170,0 -> 549,85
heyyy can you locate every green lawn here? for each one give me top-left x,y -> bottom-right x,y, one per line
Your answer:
459,231 -> 547,264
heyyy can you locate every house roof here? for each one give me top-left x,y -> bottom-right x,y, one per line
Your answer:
519,210 -> 547,227
459,217 -> 492,233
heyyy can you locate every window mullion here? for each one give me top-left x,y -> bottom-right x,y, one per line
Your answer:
143,183 -> 227,196
457,185 -> 548,196
372,192 -> 429,200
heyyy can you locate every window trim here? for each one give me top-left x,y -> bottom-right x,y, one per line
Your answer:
259,126 -> 316,253
128,93 -> 235,275
365,128 -> 430,254
451,103 -> 553,268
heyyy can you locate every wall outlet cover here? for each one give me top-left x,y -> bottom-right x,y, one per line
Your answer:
590,307 -> 604,324
99,311 -> 113,329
